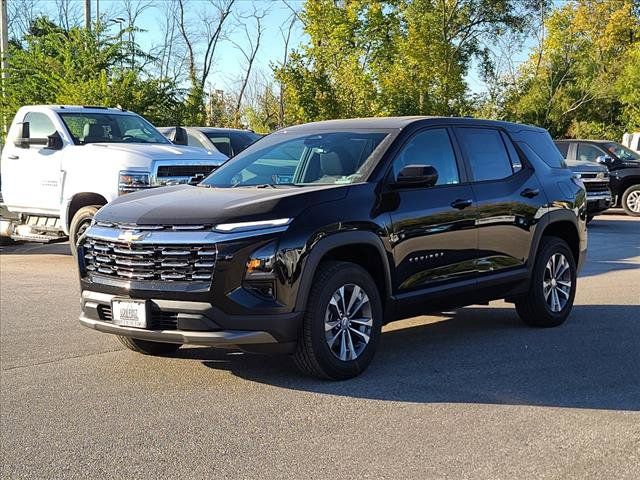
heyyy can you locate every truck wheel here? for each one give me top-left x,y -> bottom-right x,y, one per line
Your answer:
621,185 -> 640,217
69,205 -> 101,256
293,261 -> 383,380
118,336 -> 181,356
515,237 -> 577,328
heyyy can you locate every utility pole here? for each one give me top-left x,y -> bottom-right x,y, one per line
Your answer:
84,0 -> 91,31
1,0 -> 9,136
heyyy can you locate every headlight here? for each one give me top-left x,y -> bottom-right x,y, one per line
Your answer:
214,218 -> 292,233
244,241 -> 278,299
119,171 -> 150,195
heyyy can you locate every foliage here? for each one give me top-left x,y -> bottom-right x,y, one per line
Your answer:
504,0 -> 640,138
1,16 -> 183,133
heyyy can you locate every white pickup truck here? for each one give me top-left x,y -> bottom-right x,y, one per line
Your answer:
0,105 -> 227,251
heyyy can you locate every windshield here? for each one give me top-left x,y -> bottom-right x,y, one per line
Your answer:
201,130 -> 390,187
59,112 -> 170,145
604,142 -> 640,162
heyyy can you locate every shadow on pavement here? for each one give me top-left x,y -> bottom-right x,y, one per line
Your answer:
0,241 -> 71,256
184,304 -> 639,411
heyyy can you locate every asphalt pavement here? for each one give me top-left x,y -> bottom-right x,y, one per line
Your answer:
1,212 -> 639,479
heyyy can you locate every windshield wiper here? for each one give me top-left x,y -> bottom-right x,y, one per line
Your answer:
255,184 -> 277,189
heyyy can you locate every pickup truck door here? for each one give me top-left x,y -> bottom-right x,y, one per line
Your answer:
3,111 -> 64,214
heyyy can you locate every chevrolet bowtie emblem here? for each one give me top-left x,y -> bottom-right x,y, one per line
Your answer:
118,230 -> 144,242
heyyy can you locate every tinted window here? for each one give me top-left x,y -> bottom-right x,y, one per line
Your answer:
577,143 -> 605,162
227,132 -> 262,155
456,127 -> 513,181
206,136 -> 232,156
24,112 -> 56,139
511,129 -> 565,168
554,142 -> 570,157
392,128 -> 459,185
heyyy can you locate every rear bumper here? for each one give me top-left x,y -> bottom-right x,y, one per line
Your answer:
79,289 -> 301,353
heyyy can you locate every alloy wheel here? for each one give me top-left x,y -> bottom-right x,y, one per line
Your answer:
543,253 -> 572,313
324,283 -> 373,361
626,190 -> 640,213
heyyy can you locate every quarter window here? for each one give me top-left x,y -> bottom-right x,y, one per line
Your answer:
392,128 -> 459,186
456,128 -> 514,182
24,112 -> 56,139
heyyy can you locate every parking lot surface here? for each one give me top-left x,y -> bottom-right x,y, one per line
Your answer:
1,212 -> 639,479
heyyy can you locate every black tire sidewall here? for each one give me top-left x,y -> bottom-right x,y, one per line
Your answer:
307,263 -> 383,379
622,185 -> 640,217
69,205 -> 100,255
530,238 -> 577,323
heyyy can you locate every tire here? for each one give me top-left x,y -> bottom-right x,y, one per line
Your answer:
69,205 -> 101,256
621,185 -> 640,217
293,261 -> 383,380
515,237 -> 577,327
118,336 -> 182,356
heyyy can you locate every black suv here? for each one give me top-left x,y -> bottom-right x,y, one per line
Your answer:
554,139 -> 640,217
77,117 -> 587,379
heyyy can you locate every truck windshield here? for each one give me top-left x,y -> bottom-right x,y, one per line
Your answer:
603,143 -> 640,162
59,112 -> 170,145
201,130 -> 390,187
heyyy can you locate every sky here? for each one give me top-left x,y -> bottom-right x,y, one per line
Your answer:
28,0 -> 540,95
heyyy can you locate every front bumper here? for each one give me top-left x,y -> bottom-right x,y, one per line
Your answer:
80,290 -> 300,353
585,191 -> 612,214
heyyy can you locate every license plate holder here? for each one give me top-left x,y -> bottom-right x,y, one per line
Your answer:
111,298 -> 148,329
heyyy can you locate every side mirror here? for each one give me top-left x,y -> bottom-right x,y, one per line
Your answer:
596,155 -> 613,165
46,131 -> 64,150
13,122 -> 30,148
173,126 -> 187,145
393,165 -> 439,188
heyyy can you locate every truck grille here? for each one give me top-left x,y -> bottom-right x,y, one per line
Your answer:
583,181 -> 610,194
83,239 -> 217,282
156,165 -> 217,178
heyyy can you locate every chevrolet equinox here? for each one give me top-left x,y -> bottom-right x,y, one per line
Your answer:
77,117 -> 587,379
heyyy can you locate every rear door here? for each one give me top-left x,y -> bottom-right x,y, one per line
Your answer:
454,127 -> 545,277
388,127 -> 478,292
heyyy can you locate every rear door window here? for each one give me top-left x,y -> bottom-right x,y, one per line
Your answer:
554,142 -> 570,158
577,143 -> 605,162
455,127 -> 514,182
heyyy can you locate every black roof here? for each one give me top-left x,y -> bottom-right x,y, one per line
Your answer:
281,116 -> 546,133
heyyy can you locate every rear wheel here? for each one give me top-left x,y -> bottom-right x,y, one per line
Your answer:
515,237 -> 577,327
621,185 -> 640,217
293,261 -> 382,380
69,205 -> 101,256
118,336 -> 182,356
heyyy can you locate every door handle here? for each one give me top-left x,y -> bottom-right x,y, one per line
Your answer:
8,155 -> 19,160
520,188 -> 540,198
451,198 -> 473,210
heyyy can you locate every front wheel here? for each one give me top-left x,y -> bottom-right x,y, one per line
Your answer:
515,237 -> 577,327
293,261 -> 383,380
69,205 -> 101,256
118,336 -> 182,356
621,185 -> 640,217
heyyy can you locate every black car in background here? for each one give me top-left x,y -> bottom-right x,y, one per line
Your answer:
555,139 -> 640,217
77,117 -> 587,379
565,160 -> 611,223
159,126 -> 262,158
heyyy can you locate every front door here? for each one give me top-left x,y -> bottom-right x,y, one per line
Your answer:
454,127 -> 546,276
3,111 -> 63,214
388,127 -> 477,293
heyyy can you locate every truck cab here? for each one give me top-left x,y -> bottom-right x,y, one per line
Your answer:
0,105 -> 227,249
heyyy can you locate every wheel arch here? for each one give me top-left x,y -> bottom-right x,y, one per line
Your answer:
528,210 -> 582,270
294,231 -> 393,315
64,192 -> 108,234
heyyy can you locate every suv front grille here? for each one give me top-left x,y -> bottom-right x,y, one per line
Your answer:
83,239 -> 217,282
156,165 -> 217,178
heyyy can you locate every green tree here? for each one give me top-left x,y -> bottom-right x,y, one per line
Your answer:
505,0 -> 640,138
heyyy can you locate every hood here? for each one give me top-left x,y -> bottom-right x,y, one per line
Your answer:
95,184 -> 349,226
565,160 -> 608,173
82,143 -> 227,163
